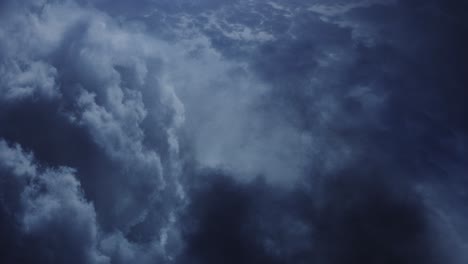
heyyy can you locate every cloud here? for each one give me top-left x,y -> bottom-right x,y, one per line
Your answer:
307,0 -> 395,16
0,1 -> 186,262
178,167 -> 461,264
1,0 -> 468,263
0,139 -> 107,264
0,60 -> 58,101
173,0 -> 468,262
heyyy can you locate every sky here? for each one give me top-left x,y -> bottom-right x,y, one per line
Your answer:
0,0 -> 467,263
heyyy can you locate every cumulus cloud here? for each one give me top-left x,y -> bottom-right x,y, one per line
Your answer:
0,60 -> 58,101
0,1 -> 185,263
1,0 -> 468,263
0,139 -> 107,264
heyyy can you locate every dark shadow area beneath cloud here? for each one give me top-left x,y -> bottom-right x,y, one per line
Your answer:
178,167 -> 449,264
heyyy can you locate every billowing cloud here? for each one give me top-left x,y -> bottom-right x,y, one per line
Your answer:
1,0 -> 467,263
0,1 -> 185,263
0,139 -> 107,264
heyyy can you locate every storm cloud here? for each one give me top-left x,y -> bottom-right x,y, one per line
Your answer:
0,0 -> 467,263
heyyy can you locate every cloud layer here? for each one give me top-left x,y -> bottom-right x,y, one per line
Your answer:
0,0 -> 467,263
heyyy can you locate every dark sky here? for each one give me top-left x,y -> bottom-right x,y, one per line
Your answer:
0,0 -> 467,263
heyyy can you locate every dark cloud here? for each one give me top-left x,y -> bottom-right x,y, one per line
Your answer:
0,1 -> 185,263
0,0 -> 467,263
311,170 -> 444,264
178,167 -> 455,264
180,172 -> 278,264
0,140 -> 106,264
